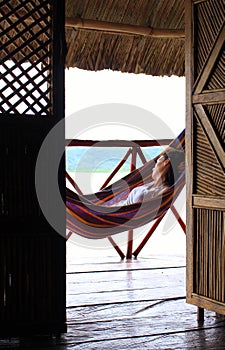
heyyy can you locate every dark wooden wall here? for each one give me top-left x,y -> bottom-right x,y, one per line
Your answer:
0,0 -> 66,335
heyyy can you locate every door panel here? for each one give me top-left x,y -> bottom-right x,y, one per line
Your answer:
0,0 -> 66,335
186,0 -> 225,314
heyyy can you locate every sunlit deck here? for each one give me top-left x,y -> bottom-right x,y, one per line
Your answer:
1,247 -> 225,349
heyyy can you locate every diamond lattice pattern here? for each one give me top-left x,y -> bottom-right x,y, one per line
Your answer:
0,0 -> 52,115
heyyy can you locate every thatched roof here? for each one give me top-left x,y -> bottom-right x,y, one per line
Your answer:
1,0 -> 185,77
65,0 -> 185,76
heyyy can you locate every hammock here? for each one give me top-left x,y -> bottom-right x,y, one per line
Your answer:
66,130 -> 185,239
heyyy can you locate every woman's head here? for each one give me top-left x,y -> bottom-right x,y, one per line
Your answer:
152,148 -> 185,186
162,148 -> 185,186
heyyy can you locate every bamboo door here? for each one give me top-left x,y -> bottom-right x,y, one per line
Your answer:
186,0 -> 225,316
0,0 -> 66,335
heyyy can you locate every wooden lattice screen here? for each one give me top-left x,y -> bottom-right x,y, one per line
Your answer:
0,0 -> 53,115
186,0 -> 225,317
0,0 -> 66,336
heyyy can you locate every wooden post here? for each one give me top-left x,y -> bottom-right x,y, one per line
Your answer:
171,205 -> 186,233
65,17 -> 185,39
66,171 -> 83,195
133,214 -> 166,258
108,237 -> 125,260
197,307 -> 204,323
126,147 -> 137,259
100,149 -> 132,190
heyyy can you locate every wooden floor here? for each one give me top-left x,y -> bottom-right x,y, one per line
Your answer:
1,253 -> 225,349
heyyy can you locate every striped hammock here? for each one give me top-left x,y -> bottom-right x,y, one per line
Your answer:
66,130 -> 185,239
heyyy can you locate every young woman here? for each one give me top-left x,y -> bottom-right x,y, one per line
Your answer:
125,148 -> 185,204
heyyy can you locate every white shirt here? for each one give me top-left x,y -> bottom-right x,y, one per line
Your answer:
125,182 -> 168,204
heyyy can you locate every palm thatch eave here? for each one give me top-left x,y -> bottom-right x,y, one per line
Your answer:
65,0 -> 185,76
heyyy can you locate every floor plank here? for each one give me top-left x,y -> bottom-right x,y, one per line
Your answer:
1,253 -> 225,349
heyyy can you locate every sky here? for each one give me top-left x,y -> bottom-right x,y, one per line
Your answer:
65,68 -> 185,140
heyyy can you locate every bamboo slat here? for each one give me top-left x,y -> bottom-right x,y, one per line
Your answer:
65,17 -> 185,38
194,0 -> 224,82
194,208 -> 225,303
195,121 -> 225,196
207,51 -> 225,91
206,104 -> 225,142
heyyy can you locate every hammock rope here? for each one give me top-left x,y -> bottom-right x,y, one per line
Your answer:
66,130 -> 185,239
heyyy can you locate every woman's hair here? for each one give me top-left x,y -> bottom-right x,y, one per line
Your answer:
163,148 -> 185,186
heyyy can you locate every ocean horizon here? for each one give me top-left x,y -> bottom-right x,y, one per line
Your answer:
66,145 -> 163,173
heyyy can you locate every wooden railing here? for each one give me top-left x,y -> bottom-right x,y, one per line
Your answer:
65,138 -> 186,259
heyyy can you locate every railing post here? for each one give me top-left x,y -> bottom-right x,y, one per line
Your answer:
171,205 -> 186,233
132,214 -> 166,258
100,148 -> 132,190
126,147 -> 137,259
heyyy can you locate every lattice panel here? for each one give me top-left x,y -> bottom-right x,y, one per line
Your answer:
194,208 -> 225,303
0,0 -> 52,115
194,117 -> 225,196
195,0 -> 224,80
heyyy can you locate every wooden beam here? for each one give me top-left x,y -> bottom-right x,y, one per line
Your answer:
65,17 -> 185,39
193,195 -> 225,211
66,139 -> 173,147
193,90 -> 225,105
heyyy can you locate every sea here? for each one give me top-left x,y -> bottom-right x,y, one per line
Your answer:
66,145 -> 163,192
66,145 -> 163,173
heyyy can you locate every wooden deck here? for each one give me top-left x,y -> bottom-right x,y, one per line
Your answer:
1,250 -> 225,349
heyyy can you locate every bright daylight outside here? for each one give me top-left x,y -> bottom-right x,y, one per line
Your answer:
65,68 -> 186,261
